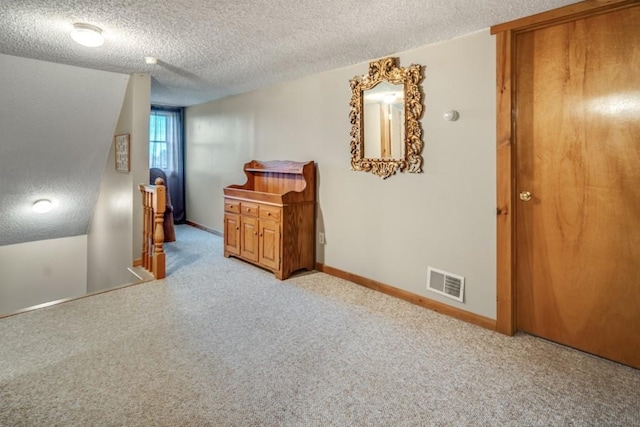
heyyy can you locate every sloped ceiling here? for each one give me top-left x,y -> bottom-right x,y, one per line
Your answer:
0,0 -> 579,107
0,54 -> 129,246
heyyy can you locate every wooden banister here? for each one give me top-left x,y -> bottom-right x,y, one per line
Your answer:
139,177 -> 166,279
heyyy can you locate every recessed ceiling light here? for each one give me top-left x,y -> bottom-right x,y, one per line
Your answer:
70,23 -> 104,47
145,56 -> 158,65
32,199 -> 53,213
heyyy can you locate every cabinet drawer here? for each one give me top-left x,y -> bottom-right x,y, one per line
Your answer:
259,205 -> 282,222
224,199 -> 240,213
240,201 -> 259,217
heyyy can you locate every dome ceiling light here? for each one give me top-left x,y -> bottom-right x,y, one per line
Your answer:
32,199 -> 53,213
70,23 -> 104,47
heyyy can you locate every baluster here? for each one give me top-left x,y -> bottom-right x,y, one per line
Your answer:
140,185 -> 148,269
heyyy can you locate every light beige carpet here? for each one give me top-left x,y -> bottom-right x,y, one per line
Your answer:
1,225 -> 638,426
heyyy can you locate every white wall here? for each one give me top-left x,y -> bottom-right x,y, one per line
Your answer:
87,74 -> 150,293
0,236 -> 87,316
185,30 -> 496,319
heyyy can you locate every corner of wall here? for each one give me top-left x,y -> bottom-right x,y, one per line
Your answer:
87,73 -> 152,293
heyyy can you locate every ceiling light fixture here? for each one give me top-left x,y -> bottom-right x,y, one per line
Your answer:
70,23 -> 104,47
32,199 -> 53,214
145,56 -> 158,65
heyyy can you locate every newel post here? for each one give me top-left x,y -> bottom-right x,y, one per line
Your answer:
152,177 -> 166,279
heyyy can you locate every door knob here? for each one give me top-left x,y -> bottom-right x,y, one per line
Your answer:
519,191 -> 532,201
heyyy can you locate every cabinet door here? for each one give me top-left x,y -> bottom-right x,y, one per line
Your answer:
224,213 -> 240,256
241,216 -> 259,262
259,220 -> 281,271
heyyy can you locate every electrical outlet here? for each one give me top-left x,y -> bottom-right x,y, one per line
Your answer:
318,232 -> 325,245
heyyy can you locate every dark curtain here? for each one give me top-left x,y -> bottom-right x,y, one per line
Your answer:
150,105 -> 185,223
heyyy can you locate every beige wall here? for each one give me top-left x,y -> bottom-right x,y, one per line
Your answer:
129,74 -> 152,258
0,54 -> 131,314
0,236 -> 87,315
0,72 -> 148,309
185,30 -> 496,318
87,73 -> 150,292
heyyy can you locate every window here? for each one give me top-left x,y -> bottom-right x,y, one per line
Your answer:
148,105 -> 186,223
149,111 -> 170,169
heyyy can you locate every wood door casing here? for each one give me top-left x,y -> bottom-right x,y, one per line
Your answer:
514,6 -> 640,367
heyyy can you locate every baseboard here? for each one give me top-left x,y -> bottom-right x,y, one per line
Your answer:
315,263 -> 497,331
186,220 -> 223,237
133,258 -> 142,267
0,276 -> 155,320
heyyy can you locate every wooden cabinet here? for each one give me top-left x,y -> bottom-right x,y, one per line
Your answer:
240,215 -> 259,262
223,160 -> 315,280
258,218 -> 280,270
223,213 -> 240,256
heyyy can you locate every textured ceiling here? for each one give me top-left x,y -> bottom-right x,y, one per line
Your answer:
0,0 -> 578,107
0,54 -> 128,247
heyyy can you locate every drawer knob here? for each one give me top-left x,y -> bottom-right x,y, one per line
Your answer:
267,212 -> 271,216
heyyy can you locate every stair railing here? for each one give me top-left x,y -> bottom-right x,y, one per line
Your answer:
139,177 -> 166,279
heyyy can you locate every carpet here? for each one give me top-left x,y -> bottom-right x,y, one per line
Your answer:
1,225 -> 638,426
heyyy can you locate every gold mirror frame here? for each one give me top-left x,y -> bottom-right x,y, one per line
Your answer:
349,57 -> 424,179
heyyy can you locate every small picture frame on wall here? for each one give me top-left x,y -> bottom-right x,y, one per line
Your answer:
115,134 -> 130,172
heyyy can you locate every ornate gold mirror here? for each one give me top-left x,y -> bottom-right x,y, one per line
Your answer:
349,57 -> 424,179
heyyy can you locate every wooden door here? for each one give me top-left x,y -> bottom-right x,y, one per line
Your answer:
259,220 -> 280,271
241,216 -> 259,262
514,6 -> 640,367
224,213 -> 240,256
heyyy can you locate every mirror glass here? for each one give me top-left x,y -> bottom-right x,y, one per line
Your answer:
363,82 -> 405,159
349,57 -> 424,179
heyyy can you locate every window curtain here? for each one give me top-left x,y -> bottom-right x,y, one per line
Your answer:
150,105 -> 185,223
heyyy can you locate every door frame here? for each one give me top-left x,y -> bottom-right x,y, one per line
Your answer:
490,0 -> 637,335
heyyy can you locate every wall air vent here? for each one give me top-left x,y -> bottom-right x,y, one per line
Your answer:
427,267 -> 465,302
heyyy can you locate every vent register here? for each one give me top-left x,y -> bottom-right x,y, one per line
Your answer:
427,267 -> 465,302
